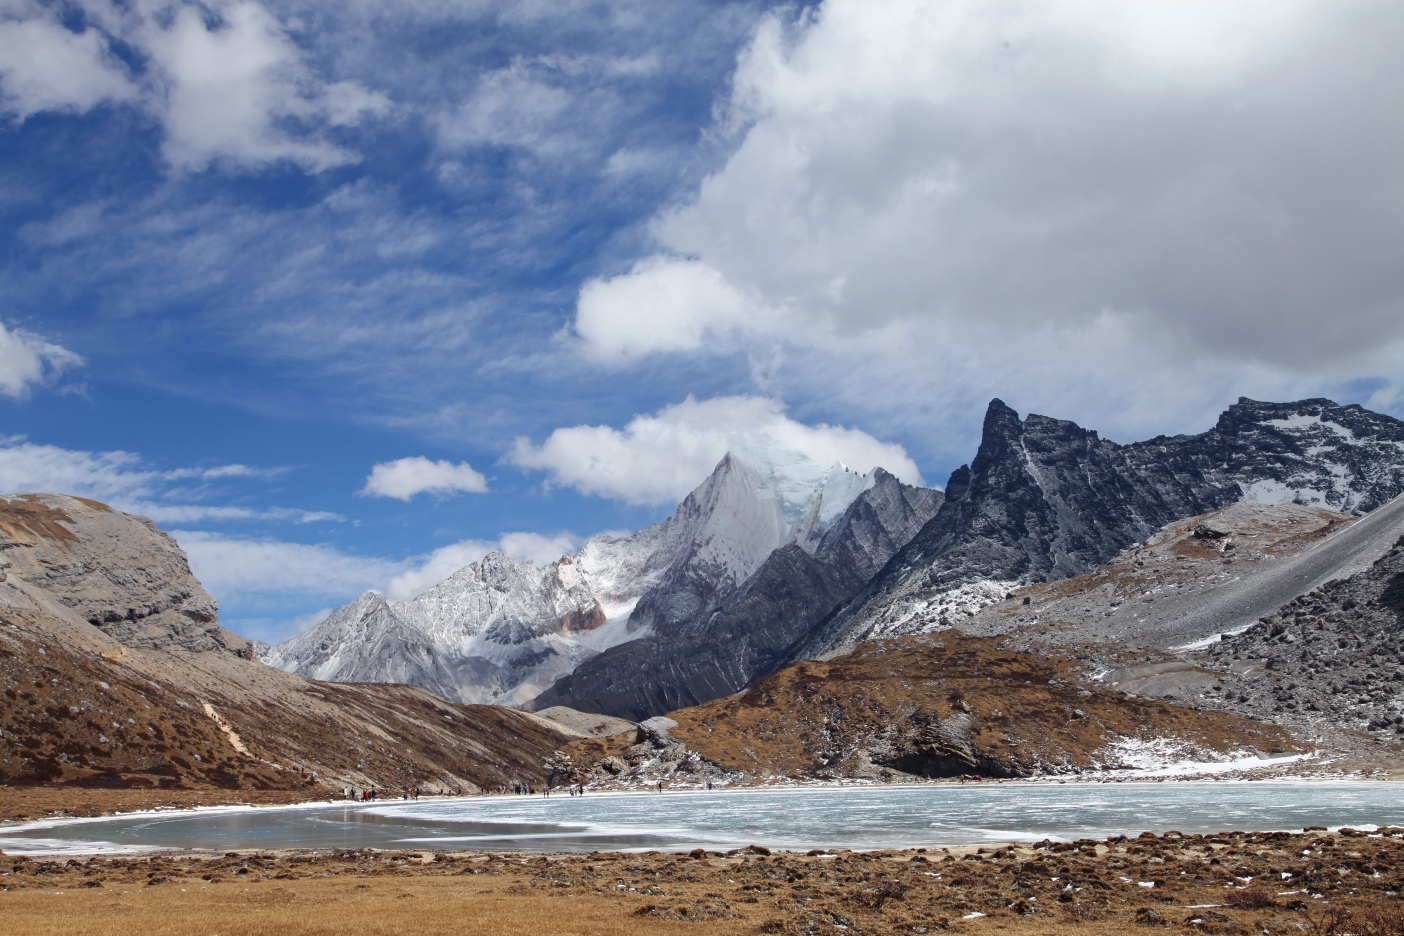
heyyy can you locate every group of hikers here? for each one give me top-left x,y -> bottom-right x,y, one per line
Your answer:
489,783 -> 587,796
339,778 -> 731,801
342,787 -> 427,801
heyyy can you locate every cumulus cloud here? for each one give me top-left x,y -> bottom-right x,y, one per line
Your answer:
574,256 -> 770,363
0,14 -> 138,118
359,456 -> 488,500
0,0 -> 390,171
0,321 -> 83,397
142,1 -> 383,171
571,0 -> 1404,441
509,394 -> 921,505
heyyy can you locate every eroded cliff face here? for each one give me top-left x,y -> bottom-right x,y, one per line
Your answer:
0,494 -> 251,658
804,397 -> 1404,658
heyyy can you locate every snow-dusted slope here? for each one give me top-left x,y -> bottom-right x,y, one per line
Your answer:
261,446 -> 887,705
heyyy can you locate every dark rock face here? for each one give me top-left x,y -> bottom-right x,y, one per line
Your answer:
532,470 -> 942,720
873,715 -> 1028,780
802,397 -> 1404,657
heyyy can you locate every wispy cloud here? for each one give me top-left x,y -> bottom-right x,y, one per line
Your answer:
0,0 -> 390,172
0,436 -> 331,524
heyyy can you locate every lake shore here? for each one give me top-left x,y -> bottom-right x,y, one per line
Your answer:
2,765 -> 1401,828
3,828 -> 1403,936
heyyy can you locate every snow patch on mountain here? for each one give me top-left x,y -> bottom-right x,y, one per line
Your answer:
819,579 -> 1019,659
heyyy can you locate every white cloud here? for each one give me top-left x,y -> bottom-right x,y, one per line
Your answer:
0,436 -> 337,524
143,2 -> 366,172
0,321 -> 83,398
573,256 -> 770,363
0,438 -> 159,503
0,15 -> 138,118
0,0 -> 390,172
360,456 -> 488,500
508,394 -> 921,505
137,504 -> 344,525
570,0 -> 1404,442
497,531 -> 582,567
174,531 -> 399,599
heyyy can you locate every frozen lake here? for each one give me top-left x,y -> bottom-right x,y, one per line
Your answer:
3,781 -> 1401,857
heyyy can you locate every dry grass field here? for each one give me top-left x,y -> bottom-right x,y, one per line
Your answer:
4,828 -> 1404,936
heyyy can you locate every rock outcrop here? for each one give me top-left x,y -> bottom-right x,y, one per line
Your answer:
0,494 -> 250,657
654,635 -> 1302,782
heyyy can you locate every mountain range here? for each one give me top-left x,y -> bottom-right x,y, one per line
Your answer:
261,446 -> 917,706
265,397 -> 1404,720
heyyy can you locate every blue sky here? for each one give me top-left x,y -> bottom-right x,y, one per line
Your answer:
1,0 -> 1401,642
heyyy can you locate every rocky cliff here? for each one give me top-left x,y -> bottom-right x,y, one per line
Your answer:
0,493 -> 571,795
0,494 -> 250,657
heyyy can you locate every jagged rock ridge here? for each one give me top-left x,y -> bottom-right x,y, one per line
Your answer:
802,397 -> 1404,658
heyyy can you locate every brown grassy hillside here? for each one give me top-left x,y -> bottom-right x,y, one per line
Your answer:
666,635 -> 1300,780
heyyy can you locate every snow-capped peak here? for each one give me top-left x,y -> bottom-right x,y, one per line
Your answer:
265,441 -> 906,705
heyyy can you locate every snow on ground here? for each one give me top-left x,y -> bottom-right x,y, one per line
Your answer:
1094,736 -> 1315,779
1170,622 -> 1256,652
872,580 -> 1020,640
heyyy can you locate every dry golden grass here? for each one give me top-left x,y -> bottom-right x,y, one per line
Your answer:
5,829 -> 1404,936
2,877 -> 718,936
